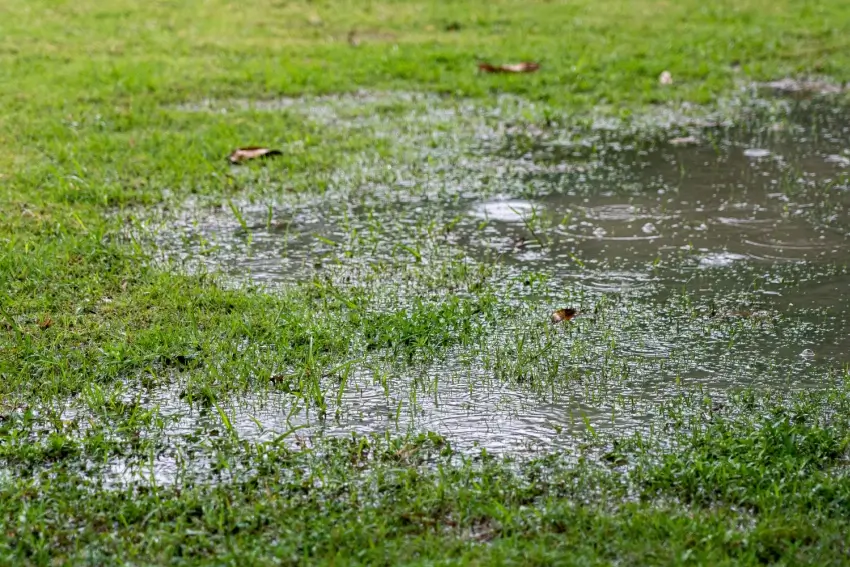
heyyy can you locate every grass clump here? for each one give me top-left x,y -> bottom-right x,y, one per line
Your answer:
637,394 -> 850,516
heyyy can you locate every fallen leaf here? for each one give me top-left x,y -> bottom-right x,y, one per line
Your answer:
478,61 -> 540,74
38,317 -> 53,330
659,71 -> 673,85
551,308 -> 577,324
394,444 -> 418,462
669,136 -> 698,146
228,147 -> 283,165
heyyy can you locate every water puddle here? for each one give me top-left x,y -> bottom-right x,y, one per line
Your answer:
112,96 -> 850,480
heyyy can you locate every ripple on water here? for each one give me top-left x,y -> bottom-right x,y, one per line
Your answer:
132,98 -> 850,469
470,199 -> 538,223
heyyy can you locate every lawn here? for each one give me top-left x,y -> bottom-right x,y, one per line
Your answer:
2,0 -> 850,564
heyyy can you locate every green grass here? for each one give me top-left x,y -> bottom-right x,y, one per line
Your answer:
4,395 -> 850,564
3,0 -> 850,564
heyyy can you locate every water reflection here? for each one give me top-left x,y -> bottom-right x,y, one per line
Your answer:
136,101 -> 850,462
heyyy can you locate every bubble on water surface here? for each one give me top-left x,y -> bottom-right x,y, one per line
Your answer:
698,252 -> 751,268
470,200 -> 537,223
744,148 -> 771,158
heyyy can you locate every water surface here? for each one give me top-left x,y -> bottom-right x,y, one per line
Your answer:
133,98 -> 850,472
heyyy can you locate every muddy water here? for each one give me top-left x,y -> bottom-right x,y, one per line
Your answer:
144,101 -> 850,464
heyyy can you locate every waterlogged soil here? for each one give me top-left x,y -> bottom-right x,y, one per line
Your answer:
125,96 -> 850,478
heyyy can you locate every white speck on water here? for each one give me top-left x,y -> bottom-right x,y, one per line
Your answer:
825,154 -> 850,166
744,148 -> 771,158
698,252 -> 749,268
470,200 -> 536,223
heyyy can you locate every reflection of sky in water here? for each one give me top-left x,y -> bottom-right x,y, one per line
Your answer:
122,101 -> 850,475
155,113 -> 850,287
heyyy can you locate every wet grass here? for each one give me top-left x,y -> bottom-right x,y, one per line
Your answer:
4,0 -> 850,564
3,389 -> 850,564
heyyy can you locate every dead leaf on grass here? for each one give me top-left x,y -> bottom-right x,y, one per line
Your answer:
477,61 -> 540,74
551,308 -> 577,324
394,444 -> 419,462
228,147 -> 283,165
38,317 -> 53,330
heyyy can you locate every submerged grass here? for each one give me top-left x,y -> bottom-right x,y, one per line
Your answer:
3,388 -> 850,564
3,0 -> 850,564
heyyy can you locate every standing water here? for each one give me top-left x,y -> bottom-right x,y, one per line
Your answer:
134,97 -> 850,473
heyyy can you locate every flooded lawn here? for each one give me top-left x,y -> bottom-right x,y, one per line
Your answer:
8,0 -> 850,561
113,95 -> 850,478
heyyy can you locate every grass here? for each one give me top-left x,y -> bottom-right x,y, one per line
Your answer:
2,0 -> 850,564
4,396 -> 850,564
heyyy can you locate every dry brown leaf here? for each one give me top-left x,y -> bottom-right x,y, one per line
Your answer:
38,317 -> 53,330
659,71 -> 673,85
551,308 -> 577,324
478,61 -> 540,74
228,147 -> 283,165
395,444 -> 418,462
